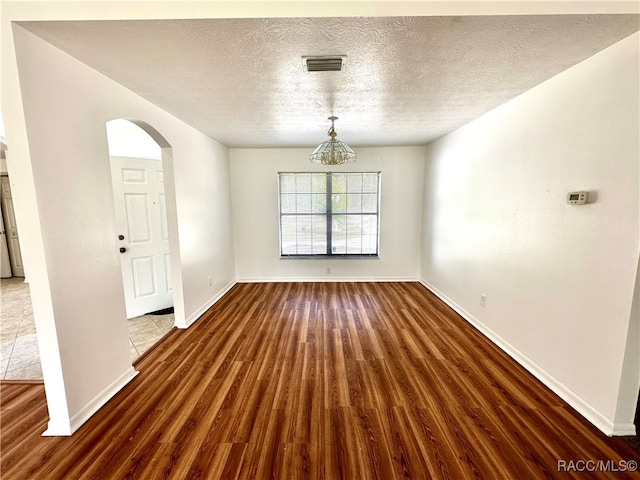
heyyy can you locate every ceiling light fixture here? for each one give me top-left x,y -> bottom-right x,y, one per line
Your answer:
309,116 -> 356,165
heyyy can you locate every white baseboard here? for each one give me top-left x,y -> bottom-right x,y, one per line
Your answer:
612,423 -> 637,436
180,279 -> 237,329
43,418 -> 72,437
419,279 -> 620,437
237,276 -> 419,283
43,367 -> 138,437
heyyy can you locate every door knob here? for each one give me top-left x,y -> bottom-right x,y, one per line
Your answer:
118,235 -> 125,240
119,247 -> 127,253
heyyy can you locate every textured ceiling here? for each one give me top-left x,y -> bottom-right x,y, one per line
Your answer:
20,15 -> 639,148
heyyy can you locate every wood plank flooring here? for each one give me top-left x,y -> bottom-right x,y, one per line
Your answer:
1,282 -> 638,479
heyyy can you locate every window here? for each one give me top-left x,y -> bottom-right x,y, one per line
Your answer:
278,172 -> 380,257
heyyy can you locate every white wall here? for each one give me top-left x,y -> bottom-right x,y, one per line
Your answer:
231,147 -> 425,281
615,254 -> 640,429
0,103 -> 6,138
420,33 -> 639,435
6,25 -> 235,434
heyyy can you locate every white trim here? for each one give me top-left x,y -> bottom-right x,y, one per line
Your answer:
612,423 -> 637,436
43,418 -> 71,437
237,276 -> 419,283
179,279 -> 237,329
43,367 -> 138,436
419,278 -> 620,437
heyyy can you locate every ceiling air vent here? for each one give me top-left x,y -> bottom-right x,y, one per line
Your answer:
303,55 -> 346,72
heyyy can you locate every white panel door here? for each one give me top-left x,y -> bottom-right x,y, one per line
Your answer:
0,206 -> 12,278
0,177 -> 25,277
111,157 -> 172,318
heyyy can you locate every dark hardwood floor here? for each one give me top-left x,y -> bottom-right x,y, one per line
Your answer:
1,282 -> 638,479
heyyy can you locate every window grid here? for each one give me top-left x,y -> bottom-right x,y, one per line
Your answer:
279,172 -> 380,258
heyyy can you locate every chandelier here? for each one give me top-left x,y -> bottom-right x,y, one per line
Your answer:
309,116 -> 357,165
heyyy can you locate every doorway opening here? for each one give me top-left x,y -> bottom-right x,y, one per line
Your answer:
106,119 -> 176,360
1,142 -> 25,279
0,141 -> 40,380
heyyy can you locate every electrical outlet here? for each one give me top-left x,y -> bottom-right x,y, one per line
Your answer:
208,276 -> 212,287
326,267 -> 331,274
480,294 -> 487,307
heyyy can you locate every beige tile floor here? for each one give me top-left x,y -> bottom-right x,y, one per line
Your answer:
0,277 -> 174,381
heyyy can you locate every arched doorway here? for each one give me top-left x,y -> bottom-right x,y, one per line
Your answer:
106,119 -> 176,358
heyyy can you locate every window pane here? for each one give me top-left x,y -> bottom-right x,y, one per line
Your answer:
280,193 -> 296,213
296,174 -> 312,193
347,173 -> 363,193
312,214 -> 327,235
362,216 -> 378,254
362,215 -> 378,235
281,214 -> 329,255
312,194 -> 326,213
332,214 -> 346,234
331,216 -> 347,254
363,173 -> 378,193
280,216 -> 297,255
296,194 -> 311,213
346,215 -> 363,236
362,194 -> 378,213
331,236 -> 346,254
347,237 -> 363,254
312,174 -> 326,193
361,234 -> 377,254
312,215 -> 327,254
297,239 -> 312,255
332,193 -> 346,213
296,216 -> 312,254
346,194 -> 362,213
280,174 -> 296,193
313,241 -> 326,255
346,215 -> 363,254
332,173 -> 346,193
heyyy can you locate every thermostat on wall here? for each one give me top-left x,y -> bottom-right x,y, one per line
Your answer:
566,191 -> 589,205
